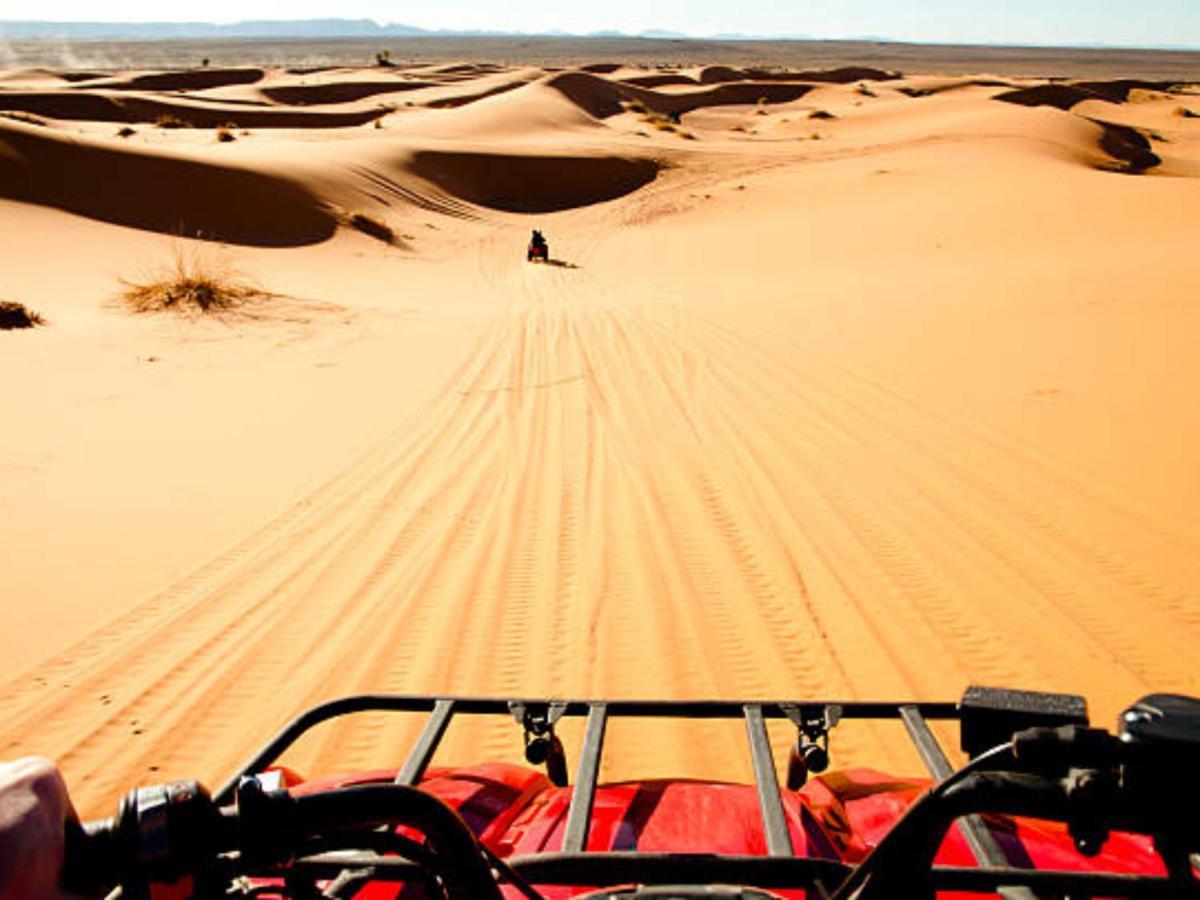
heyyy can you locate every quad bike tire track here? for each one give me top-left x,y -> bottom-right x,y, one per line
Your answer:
2,221 -> 1198,816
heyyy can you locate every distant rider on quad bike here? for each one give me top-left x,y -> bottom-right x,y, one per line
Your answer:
527,229 -> 548,262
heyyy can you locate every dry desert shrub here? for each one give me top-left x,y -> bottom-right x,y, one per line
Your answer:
626,102 -> 682,132
809,109 -> 837,120
116,125 -> 136,138
216,124 -> 236,142
0,301 -> 44,330
120,246 -> 262,315
155,113 -> 189,129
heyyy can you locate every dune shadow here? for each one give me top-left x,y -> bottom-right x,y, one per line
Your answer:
98,68 -> 265,92
547,71 -> 815,120
1092,119 -> 1161,173
0,91 -> 388,128
0,124 -> 336,246
409,150 -> 660,213
542,258 -> 580,269
995,78 -> 1178,111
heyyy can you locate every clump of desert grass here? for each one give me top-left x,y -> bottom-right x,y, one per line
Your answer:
155,113 -> 190,129
120,246 -> 263,315
216,123 -> 237,142
116,125 -> 137,138
621,98 -> 684,131
808,109 -> 837,120
0,300 -> 44,330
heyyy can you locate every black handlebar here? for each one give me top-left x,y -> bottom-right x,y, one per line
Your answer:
834,720 -> 1200,899
64,777 -> 503,899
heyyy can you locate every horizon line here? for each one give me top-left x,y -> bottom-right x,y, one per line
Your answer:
2,19 -> 1199,54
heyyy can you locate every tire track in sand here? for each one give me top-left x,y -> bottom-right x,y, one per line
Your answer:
2,221 -> 1197,814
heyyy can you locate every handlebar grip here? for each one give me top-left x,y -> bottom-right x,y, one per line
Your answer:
59,778 -> 503,899
62,816 -> 121,895
60,781 -> 225,895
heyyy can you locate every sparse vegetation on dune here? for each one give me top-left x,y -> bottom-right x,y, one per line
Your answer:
116,125 -> 136,138
0,301 -> 44,330
154,114 -> 189,129
120,246 -> 263,315
216,124 -> 237,142
809,109 -> 838,120
621,99 -> 685,133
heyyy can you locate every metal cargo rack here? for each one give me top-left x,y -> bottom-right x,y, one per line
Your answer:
211,690 -> 1186,898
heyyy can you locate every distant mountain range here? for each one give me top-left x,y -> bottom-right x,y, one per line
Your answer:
1,20 -> 427,39
2,20 -> 1197,50
0,19 -> 771,41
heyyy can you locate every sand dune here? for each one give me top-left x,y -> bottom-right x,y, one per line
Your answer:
619,73 -> 701,88
0,89 -> 390,127
419,76 -> 535,109
692,65 -> 897,86
0,60 -> 1198,817
0,67 -> 105,86
895,77 -> 1016,97
0,121 -> 336,245
546,70 -> 816,120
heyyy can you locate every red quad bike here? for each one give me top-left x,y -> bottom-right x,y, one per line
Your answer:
528,239 -> 549,263
64,687 -> 1200,899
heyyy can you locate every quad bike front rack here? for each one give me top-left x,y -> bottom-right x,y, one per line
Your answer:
211,688 -> 1116,897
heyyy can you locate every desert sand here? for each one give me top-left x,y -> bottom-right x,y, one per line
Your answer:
1,59 -> 1199,817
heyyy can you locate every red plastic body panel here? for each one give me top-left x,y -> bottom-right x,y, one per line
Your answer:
257,763 -> 1166,899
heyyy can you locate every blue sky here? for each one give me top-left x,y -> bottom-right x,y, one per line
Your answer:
9,0 -> 1200,49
